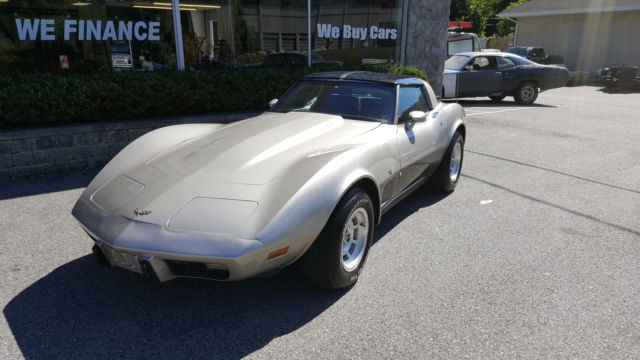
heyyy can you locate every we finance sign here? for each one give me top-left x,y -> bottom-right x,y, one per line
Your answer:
14,19 -> 161,41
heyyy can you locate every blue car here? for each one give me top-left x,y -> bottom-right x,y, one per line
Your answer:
443,52 -> 570,104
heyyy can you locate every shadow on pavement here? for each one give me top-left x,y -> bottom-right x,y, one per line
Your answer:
374,189 -> 450,244
3,187 -> 449,359
3,256 -> 344,359
444,99 -> 557,108
0,169 -> 98,201
598,84 -> 640,94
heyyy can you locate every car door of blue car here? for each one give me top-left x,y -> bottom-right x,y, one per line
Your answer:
497,56 -> 520,92
458,56 -> 503,97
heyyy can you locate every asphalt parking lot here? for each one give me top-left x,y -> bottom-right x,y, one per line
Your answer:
1,86 -> 639,359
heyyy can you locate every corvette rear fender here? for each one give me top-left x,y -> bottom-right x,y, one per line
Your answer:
438,102 -> 466,140
82,123 -> 227,197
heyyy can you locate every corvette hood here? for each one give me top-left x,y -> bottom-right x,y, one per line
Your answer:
136,111 -> 379,186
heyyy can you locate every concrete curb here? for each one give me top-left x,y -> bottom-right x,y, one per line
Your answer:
0,111 -> 263,180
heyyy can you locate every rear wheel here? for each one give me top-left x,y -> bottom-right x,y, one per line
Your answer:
489,95 -> 506,102
428,131 -> 464,193
514,82 -> 538,104
302,188 -> 374,290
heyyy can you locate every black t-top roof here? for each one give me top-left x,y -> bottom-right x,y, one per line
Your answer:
303,71 -> 424,85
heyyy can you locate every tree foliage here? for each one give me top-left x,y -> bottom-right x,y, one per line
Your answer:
450,0 -> 529,37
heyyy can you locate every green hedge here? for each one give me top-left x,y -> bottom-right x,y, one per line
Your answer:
0,65 -> 426,129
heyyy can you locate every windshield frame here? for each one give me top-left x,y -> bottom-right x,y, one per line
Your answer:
270,79 -> 398,124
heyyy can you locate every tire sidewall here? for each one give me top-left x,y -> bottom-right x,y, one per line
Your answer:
446,133 -> 464,186
516,82 -> 538,104
327,191 -> 374,289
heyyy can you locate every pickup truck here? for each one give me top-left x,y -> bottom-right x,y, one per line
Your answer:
504,47 -> 564,66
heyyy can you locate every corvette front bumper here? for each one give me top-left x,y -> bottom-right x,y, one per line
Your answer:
72,197 -> 268,282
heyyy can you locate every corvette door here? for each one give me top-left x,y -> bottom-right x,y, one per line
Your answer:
395,86 -> 446,192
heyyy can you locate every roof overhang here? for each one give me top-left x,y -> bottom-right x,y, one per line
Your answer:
497,4 -> 640,18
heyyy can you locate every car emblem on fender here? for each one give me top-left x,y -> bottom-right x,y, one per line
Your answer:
132,208 -> 152,216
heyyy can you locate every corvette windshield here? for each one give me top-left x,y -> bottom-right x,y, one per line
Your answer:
271,80 -> 396,123
445,55 -> 470,70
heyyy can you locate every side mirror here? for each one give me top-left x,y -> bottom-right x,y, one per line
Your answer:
405,111 -> 428,130
464,64 -> 473,71
268,99 -> 278,109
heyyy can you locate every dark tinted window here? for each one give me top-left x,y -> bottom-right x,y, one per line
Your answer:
397,86 -> 430,123
531,48 -> 547,58
272,80 -> 396,123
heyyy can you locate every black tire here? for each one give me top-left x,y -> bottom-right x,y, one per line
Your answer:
514,82 -> 539,104
489,95 -> 506,102
302,188 -> 374,290
428,132 -> 464,193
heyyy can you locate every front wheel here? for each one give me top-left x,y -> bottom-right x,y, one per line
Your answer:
302,188 -> 374,290
514,82 -> 539,104
428,131 -> 464,193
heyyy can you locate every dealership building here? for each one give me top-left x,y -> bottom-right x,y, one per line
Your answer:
0,0 -> 450,87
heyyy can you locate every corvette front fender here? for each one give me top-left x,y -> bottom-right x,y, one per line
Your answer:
252,144 -> 393,266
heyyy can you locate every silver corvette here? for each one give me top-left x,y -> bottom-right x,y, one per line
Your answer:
72,71 -> 466,290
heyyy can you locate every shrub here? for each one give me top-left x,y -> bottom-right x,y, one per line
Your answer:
0,65 -> 426,129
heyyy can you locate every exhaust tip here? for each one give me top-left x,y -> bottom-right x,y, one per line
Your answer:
92,245 -> 110,267
139,259 -> 160,282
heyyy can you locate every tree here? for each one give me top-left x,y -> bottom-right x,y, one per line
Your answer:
450,0 -> 529,37
495,0 -> 528,37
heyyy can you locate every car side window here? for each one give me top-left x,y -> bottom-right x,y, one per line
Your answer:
397,86 -> 431,123
471,56 -> 497,70
497,57 -> 516,69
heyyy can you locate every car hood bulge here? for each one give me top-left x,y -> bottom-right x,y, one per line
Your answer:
143,111 -> 380,185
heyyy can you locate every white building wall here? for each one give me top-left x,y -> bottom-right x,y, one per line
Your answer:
516,10 -> 640,72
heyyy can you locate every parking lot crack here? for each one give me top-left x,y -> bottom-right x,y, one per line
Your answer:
462,173 -> 640,237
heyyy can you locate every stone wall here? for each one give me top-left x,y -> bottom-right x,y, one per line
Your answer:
404,0 -> 451,96
0,112 -> 260,180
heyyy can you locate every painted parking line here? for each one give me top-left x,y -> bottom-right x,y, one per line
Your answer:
465,107 -> 531,117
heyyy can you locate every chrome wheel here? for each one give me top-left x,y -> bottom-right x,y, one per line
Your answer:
449,141 -> 462,181
341,207 -> 369,272
520,85 -> 536,102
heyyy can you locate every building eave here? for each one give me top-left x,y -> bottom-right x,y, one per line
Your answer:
497,4 -> 640,18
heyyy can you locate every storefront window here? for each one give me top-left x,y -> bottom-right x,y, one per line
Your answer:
311,0 -> 402,66
184,0 -> 403,68
0,0 -> 404,72
0,0 -> 177,72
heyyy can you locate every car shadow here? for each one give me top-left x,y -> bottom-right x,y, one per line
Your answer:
444,99 -> 557,108
0,169 -> 98,201
598,84 -> 640,94
3,186 -> 449,359
3,256 -> 344,359
373,188 -> 451,244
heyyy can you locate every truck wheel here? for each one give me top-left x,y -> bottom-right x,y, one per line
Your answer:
302,188 -> 374,290
514,82 -> 538,104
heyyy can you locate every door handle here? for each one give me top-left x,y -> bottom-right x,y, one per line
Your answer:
495,71 -> 502,74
